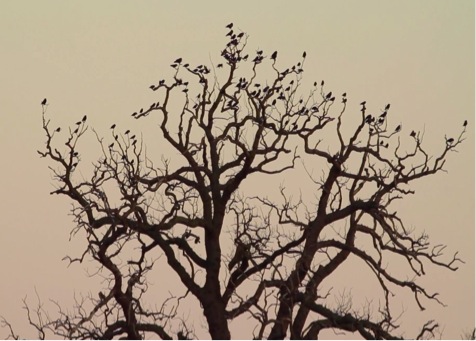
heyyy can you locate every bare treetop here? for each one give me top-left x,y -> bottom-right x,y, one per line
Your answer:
15,25 -> 468,340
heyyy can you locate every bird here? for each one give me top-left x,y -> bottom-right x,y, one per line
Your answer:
395,125 -> 401,132
463,120 -> 468,127
447,137 -> 455,144
55,127 -> 61,132
228,241 -> 249,270
82,115 -> 87,122
226,23 -> 233,29
110,124 -> 116,129
271,51 -> 277,60
41,98 -> 47,105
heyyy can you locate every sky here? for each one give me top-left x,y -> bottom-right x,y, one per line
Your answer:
0,0 -> 474,339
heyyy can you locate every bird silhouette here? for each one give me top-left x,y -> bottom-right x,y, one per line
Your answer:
55,127 -> 61,132
229,241 -> 249,270
41,98 -> 47,105
271,51 -> 277,60
447,137 -> 454,144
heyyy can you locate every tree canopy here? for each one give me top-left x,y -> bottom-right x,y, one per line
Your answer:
4,25 -> 468,340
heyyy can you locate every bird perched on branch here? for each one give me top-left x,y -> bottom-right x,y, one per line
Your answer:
229,241 -> 251,271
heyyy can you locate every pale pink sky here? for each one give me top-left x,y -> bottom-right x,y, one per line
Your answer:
0,1 -> 474,339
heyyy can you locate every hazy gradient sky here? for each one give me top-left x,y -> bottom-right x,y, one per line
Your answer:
0,1 -> 474,339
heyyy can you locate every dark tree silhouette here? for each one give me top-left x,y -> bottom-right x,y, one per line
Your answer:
4,26 -> 469,340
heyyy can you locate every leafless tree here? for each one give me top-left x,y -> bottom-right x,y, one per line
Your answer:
4,25 -> 470,339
